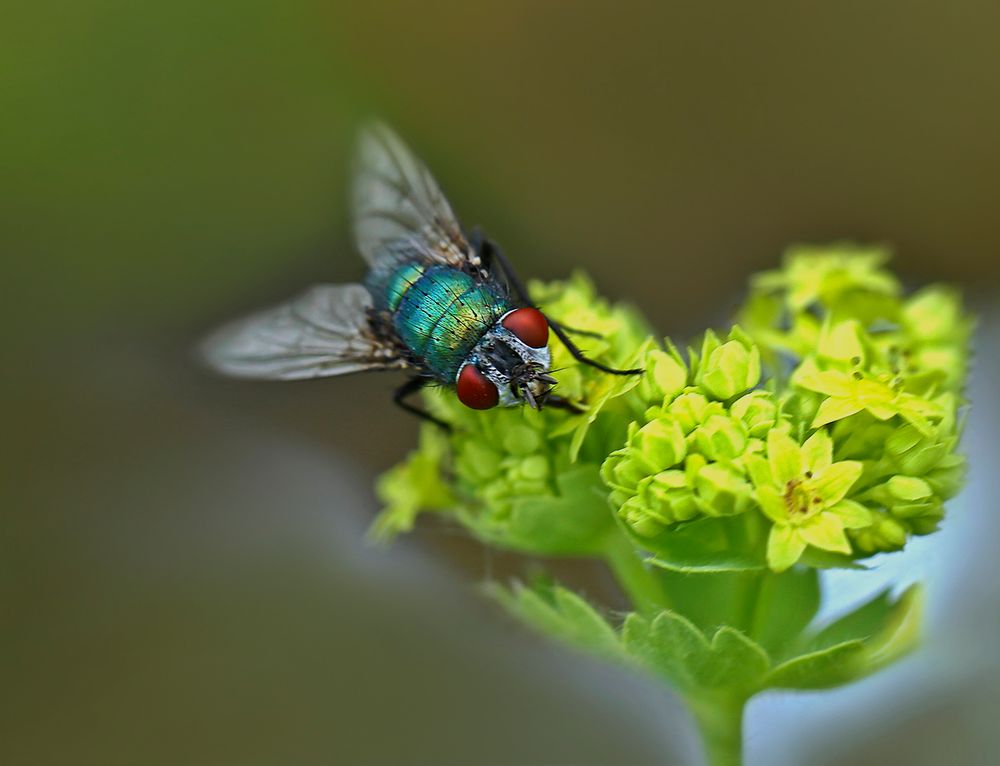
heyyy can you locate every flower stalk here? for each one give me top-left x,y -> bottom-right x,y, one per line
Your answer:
687,692 -> 746,766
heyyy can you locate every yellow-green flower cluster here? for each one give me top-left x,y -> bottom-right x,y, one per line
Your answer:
742,245 -> 971,559
601,328 -> 776,537
375,247 -> 970,573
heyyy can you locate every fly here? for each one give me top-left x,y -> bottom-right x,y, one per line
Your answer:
201,124 -> 641,428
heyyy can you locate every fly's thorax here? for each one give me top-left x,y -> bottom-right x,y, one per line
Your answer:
374,261 -> 511,380
463,320 -> 552,407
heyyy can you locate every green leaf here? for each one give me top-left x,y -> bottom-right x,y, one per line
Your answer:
503,464 -> 614,555
492,583 -> 624,661
807,584 -> 920,654
763,584 -> 925,690
622,610 -> 711,690
623,610 -> 770,693
764,640 -> 867,689
697,627 -> 771,690
639,516 -> 767,573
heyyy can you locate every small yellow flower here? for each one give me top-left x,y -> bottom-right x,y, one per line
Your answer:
748,429 -> 871,571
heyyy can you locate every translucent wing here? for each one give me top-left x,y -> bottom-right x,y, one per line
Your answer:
352,122 -> 472,268
201,284 -> 406,381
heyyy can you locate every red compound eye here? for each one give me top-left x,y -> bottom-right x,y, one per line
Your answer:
456,364 -> 499,410
502,307 -> 549,348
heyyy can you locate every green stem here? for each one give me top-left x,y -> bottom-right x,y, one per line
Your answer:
687,692 -> 746,766
602,531 -> 670,615
735,570 -> 765,637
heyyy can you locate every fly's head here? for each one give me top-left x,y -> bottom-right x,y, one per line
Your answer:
456,308 -> 555,410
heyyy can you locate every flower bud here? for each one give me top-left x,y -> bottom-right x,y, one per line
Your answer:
635,470 -> 700,524
889,497 -> 941,521
600,449 -> 646,492
669,392 -> 719,434
694,414 -> 749,461
455,441 -> 503,482
903,287 -> 968,343
730,391 -> 779,437
908,508 -> 944,535
699,340 -> 762,400
619,495 -> 668,537
693,463 -> 754,517
510,454 -> 549,482
851,511 -> 908,554
644,349 -> 688,402
628,417 -> 687,473
925,455 -> 966,499
886,475 -> 932,503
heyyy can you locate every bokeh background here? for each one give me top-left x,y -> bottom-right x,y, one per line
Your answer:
3,2 -> 1000,764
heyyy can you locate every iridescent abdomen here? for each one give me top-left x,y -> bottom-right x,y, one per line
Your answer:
388,264 -> 511,379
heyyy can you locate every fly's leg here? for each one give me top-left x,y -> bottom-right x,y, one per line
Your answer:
541,394 -> 584,414
393,377 -> 452,431
547,322 -> 602,339
549,322 -> 644,375
473,232 -> 643,376
471,230 -> 532,305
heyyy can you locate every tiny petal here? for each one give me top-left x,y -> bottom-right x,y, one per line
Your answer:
767,429 -> 802,486
796,368 -> 856,397
818,320 -> 866,363
828,499 -> 872,529
767,524 -> 807,572
811,396 -> 864,428
809,461 -> 862,506
799,513 -> 851,554
745,453 -> 774,488
756,485 -> 790,523
865,401 -> 899,421
801,429 -> 833,474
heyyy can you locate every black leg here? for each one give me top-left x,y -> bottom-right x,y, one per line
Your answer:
393,377 -> 452,431
476,235 -> 533,306
474,235 -> 643,376
541,394 -> 584,414
549,321 -> 602,340
549,321 -> 643,375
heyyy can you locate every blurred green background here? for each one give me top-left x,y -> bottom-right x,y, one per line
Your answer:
3,2 -> 999,764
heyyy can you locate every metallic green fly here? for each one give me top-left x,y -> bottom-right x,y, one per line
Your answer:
201,124 -> 640,427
